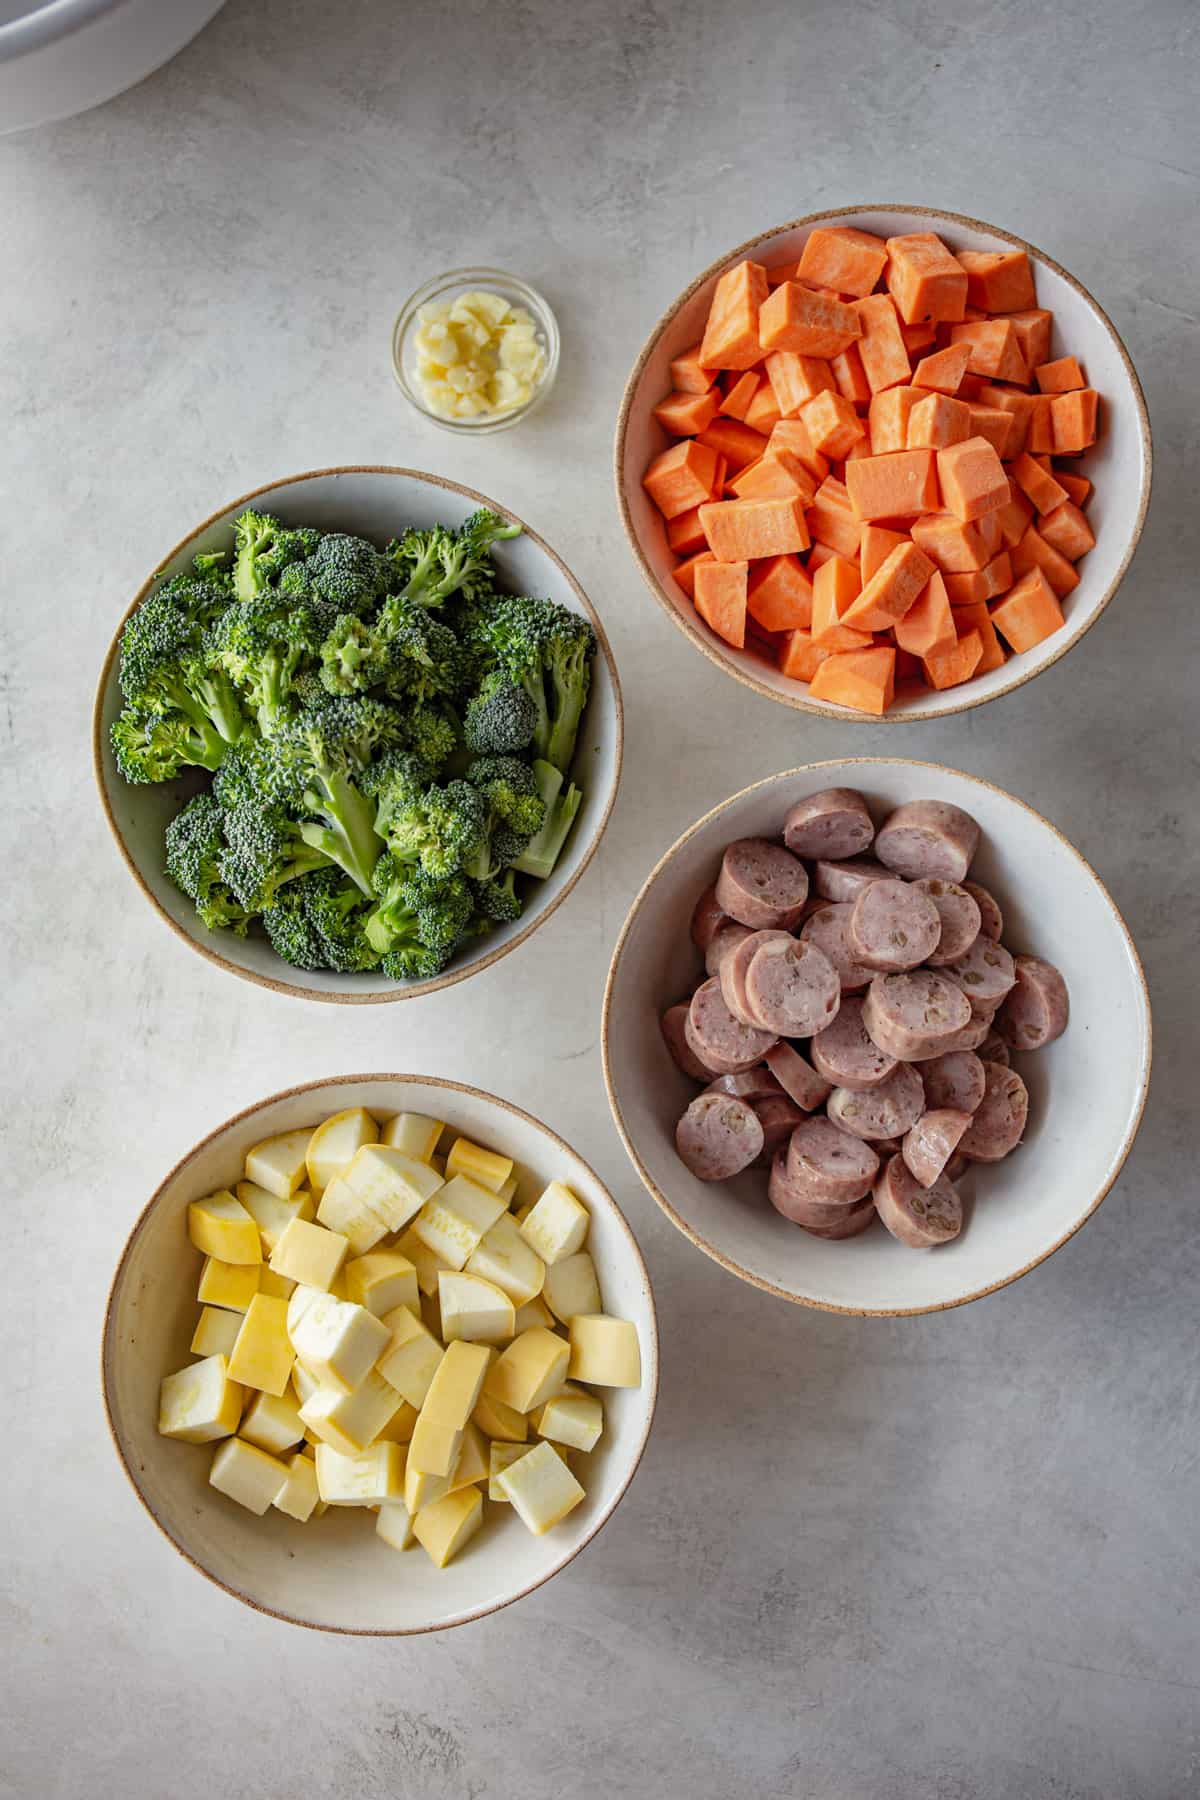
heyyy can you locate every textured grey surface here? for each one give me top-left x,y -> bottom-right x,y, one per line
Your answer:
3,1 -> 1199,1795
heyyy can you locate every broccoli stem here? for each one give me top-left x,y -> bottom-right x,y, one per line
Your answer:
298,770 -> 384,897
545,642 -> 590,775
512,760 -> 582,881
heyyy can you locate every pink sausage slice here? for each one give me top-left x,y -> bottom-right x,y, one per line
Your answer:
874,1155 -> 962,1247
862,971 -> 973,1062
801,1196 -> 878,1239
922,1050 -> 986,1113
810,995 -> 898,1090
743,937 -> 841,1037
827,1063 -> 926,1141
787,1117 -> 880,1205
995,955 -> 1069,1051
919,1011 -> 992,1057
944,1152 -> 971,1183
813,857 -> 889,903
763,1042 -> 833,1111
676,1092 -> 764,1181
783,787 -> 875,861
686,977 -> 778,1074
720,928 -> 794,1026
964,880 -> 1003,941
768,1149 -> 869,1228
912,879 -> 982,965
705,1066 -> 786,1103
848,878 -> 941,973
753,1094 -> 807,1160
800,902 -> 877,992
690,884 -> 729,953
944,936 -> 1017,1015
661,1004 -> 715,1081
875,800 -> 981,884
976,1028 -> 1011,1066
705,921 -> 753,978
959,1063 -> 1029,1162
716,839 -> 809,929
902,1108 -> 972,1187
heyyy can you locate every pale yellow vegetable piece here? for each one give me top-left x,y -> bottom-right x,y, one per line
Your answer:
437,1270 -> 516,1345
444,1136 -> 514,1194
472,1391 -> 528,1444
197,1256 -> 260,1313
290,1358 -> 320,1407
286,1283 -> 323,1335
485,1327 -> 569,1414
404,1461 -> 452,1514
488,1441 -> 531,1500
514,1293 -> 556,1333
408,1412 -> 462,1478
300,1367 -> 403,1455
413,1486 -> 483,1568
209,1437 -> 290,1515
314,1442 -> 405,1506
447,1421 -> 489,1493
305,1107 -> 379,1195
518,1182 -> 589,1266
273,1449 -> 321,1522
495,1439 -> 584,1535
240,1389 -> 305,1455
187,1190 -> 261,1266
377,1399 -> 418,1444
376,1306 -> 445,1409
420,1289 -> 443,1342
466,1213 -> 545,1306
343,1250 -> 418,1319
381,1112 -> 444,1163
236,1180 -> 314,1253
340,1144 -> 442,1233
421,1340 -> 493,1431
315,1174 -> 390,1256
412,1174 -> 507,1270
376,1500 -> 415,1551
244,1129 -> 312,1200
396,1225 -> 452,1298
451,289 -> 510,329
542,1250 -> 602,1323
158,1354 -> 244,1443
257,1267 -> 296,1301
269,1217 -> 349,1292
190,1306 -> 241,1359
567,1315 -> 642,1388
228,1294 -> 294,1397
536,1386 -> 603,1453
288,1292 -> 389,1394
498,1173 -> 520,1205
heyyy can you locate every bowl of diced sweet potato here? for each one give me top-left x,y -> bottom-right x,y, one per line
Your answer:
615,207 -> 1151,719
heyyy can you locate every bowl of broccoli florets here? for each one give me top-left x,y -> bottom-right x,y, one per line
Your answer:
94,468 -> 621,1000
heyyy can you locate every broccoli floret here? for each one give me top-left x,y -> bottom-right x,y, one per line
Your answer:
512,759 -> 583,882
300,866 -> 383,972
475,596 -> 595,773
111,705 -> 227,783
380,777 -> 489,879
261,876 -> 332,970
472,866 -> 524,924
254,697 -> 394,895
462,671 -> 537,755
319,614 -> 384,696
286,532 -> 391,613
219,795 -> 331,912
388,510 -> 521,611
372,596 -> 466,701
207,595 -> 331,736
365,851 -> 474,969
466,756 -> 547,838
115,574 -> 247,772
163,792 -> 252,935
192,549 -> 235,590
359,748 -> 434,840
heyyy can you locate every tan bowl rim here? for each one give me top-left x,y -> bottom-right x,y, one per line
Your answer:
613,202 -> 1153,724
601,756 -> 1152,1315
92,465 -> 624,1004
101,1071 -> 660,1635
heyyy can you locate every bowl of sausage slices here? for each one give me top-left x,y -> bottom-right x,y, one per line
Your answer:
602,759 -> 1151,1315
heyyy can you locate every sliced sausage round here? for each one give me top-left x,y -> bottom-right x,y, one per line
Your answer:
964,880 -> 1003,941
690,884 -> 729,953
903,1108 -> 972,1187
787,1117 -> 880,1205
661,1004 -> 714,1081
743,936 -> 841,1037
995,956 -> 1069,1051
686,977 -> 778,1074
801,1196 -> 878,1239
912,878 -> 982,965
719,928 -> 794,1026
810,995 -> 898,1090
944,936 -> 1017,1016
922,1050 -> 986,1113
752,1094 -> 807,1160
813,857 -> 889,903
782,787 -> 875,861
827,1063 -> 926,1141
861,971 -> 973,1062
959,1062 -> 1029,1162
875,800 -> 981,884
944,1152 -> 971,1183
676,1092 -> 764,1181
763,1042 -> 833,1112
705,1066 -> 785,1103
715,838 -> 809,930
924,1011 -> 993,1057
768,1148 -> 865,1227
874,1155 -> 962,1247
976,1028 -> 1010,1067
705,921 -> 753,978
800,902 -> 877,992
848,878 -> 941,972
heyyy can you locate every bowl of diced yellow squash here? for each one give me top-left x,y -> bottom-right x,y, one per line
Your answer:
102,1074 -> 658,1634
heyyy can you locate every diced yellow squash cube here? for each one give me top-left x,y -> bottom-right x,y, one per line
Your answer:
343,1250 -> 418,1318
567,1315 -> 642,1388
273,1449 -> 320,1522
305,1108 -> 379,1196
495,1439 -> 584,1535
288,1293 -> 389,1394
299,1367 -> 403,1455
197,1256 -> 260,1313
269,1217 -> 349,1291
485,1328 -> 569,1414
190,1305 -> 241,1359
187,1190 -> 261,1266
438,1271 -> 516,1345
472,1391 -> 528,1443
257,1267 -> 295,1300
422,1340 -> 493,1431
376,1499 -> 415,1551
404,1461 -> 451,1514
413,1485 -> 483,1568
381,1112 -> 444,1163
518,1181 -> 589,1266
447,1420 -> 489,1493
342,1145 -> 443,1233
228,1295 -> 294,1397
240,1389 -> 305,1454
488,1441 -> 531,1500
377,1399 -> 418,1444
314,1442 -> 405,1506
244,1128 -> 312,1200
408,1412 -> 462,1478
158,1354 -> 244,1443
396,1226 -> 452,1297
236,1180 -> 314,1253
466,1213 -> 545,1306
291,1357 -> 320,1407
536,1386 -> 603,1452
444,1136 -> 514,1194
411,1174 -> 506,1270
514,1293 -> 556,1333
315,1174 -> 390,1255
543,1250 -> 603,1323
209,1437 -> 290,1514
376,1306 -> 445,1409
420,1289 -> 443,1341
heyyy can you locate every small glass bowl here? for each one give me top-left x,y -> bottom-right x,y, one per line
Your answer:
392,267 -> 560,435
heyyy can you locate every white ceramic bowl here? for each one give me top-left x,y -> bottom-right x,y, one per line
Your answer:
614,205 -> 1152,722
102,1074 -> 659,1634
603,759 -> 1151,1315
93,466 -> 622,1003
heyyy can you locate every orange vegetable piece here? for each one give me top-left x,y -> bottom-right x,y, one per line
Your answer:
860,524 -> 908,583
720,371 -> 760,422
809,645 -> 897,715
728,449 -> 816,505
977,510 -> 1005,559
764,352 -> 835,415
811,555 -> 870,650
1037,501 -> 1096,563
758,282 -> 863,358
643,440 -> 720,519
910,512 -> 992,573
1054,469 -> 1092,508
949,320 -> 1029,385
806,540 -> 837,573
943,553 -> 1013,605
764,260 -> 803,287
673,550 -> 716,598
907,392 -> 972,449
894,570 -> 956,658
669,344 -> 716,394
884,233 -> 968,325
769,417 -> 829,482
991,568 -> 1065,652
777,628 -> 831,683
912,344 -> 971,394
1026,394 -> 1057,453
845,450 -> 940,521
868,386 -> 922,454
841,540 -> 936,633
976,384 -> 1035,458
802,390 -> 867,459
747,554 -> 814,632
696,418 -> 769,474
1011,452 -> 1068,516
956,249 -> 1037,314
699,260 -> 769,372
653,387 -> 721,437
699,496 -> 810,562
743,380 -> 783,436
1011,524 -> 1080,597
845,435 -> 874,461
1050,390 -> 1099,453
851,294 -> 912,393
666,506 -> 710,557
923,628 -> 983,690
805,476 -> 863,559
1035,356 -> 1084,394
693,560 -> 749,648
830,343 -> 872,407
951,601 -> 1006,673
900,321 -> 938,355
1007,310 -> 1053,371
797,226 -> 889,298
936,437 -> 1009,521
966,405 -> 1014,459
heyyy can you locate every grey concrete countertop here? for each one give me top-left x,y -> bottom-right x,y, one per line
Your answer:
3,1 -> 1198,1795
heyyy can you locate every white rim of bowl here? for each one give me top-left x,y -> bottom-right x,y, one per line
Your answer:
91,465 -> 623,1004
613,203 -> 1154,723
601,756 -> 1153,1315
392,267 -> 560,435
101,1071 -> 660,1635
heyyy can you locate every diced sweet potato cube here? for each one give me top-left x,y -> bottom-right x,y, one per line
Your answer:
976,384 -> 1035,459
1036,501 -> 1095,562
805,476 -> 862,559
809,646 -> 897,714
693,560 -> 748,648
696,418 -> 769,474
653,387 -> 721,437
769,417 -> 829,482
860,524 -> 908,583
643,440 -> 720,519
1055,469 -> 1092,508
845,450 -> 940,521
993,483 -> 1034,549
759,282 -> 863,358
923,629 -> 983,690
830,343 -> 872,406
956,249 -> 1037,314
851,294 -> 912,394
719,371 -> 760,422
912,344 -> 971,394
868,386 -> 921,454
948,320 -> 1028,385
884,233 -> 968,325
1011,524 -> 1080,597
1007,310 -> 1053,371
977,510 -> 1005,558
797,226 -> 889,298
669,344 -> 717,394
764,352 -> 835,416
744,382 -> 782,435
699,496 -> 810,562
764,260 -> 803,287
1035,356 -> 1084,394
991,568 -> 1065,652
894,570 -> 956,658
841,540 -> 936,632
952,600 -> 1006,673
900,321 -> 938,354
699,260 -> 769,372
1011,452 -> 1067,516
802,390 -> 867,459
1026,395 -> 1057,453
811,555 -> 870,650
673,550 -> 716,598
936,437 -> 1009,521
910,513 -> 991,573
943,553 -> 1013,605
777,628 -> 831,683
807,540 -> 837,572
666,506 -> 709,557
844,436 -> 874,461
728,449 -> 816,505
966,405 -> 1013,459
907,392 -> 972,449
1050,389 -> 1099,453
747,554 -> 814,632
